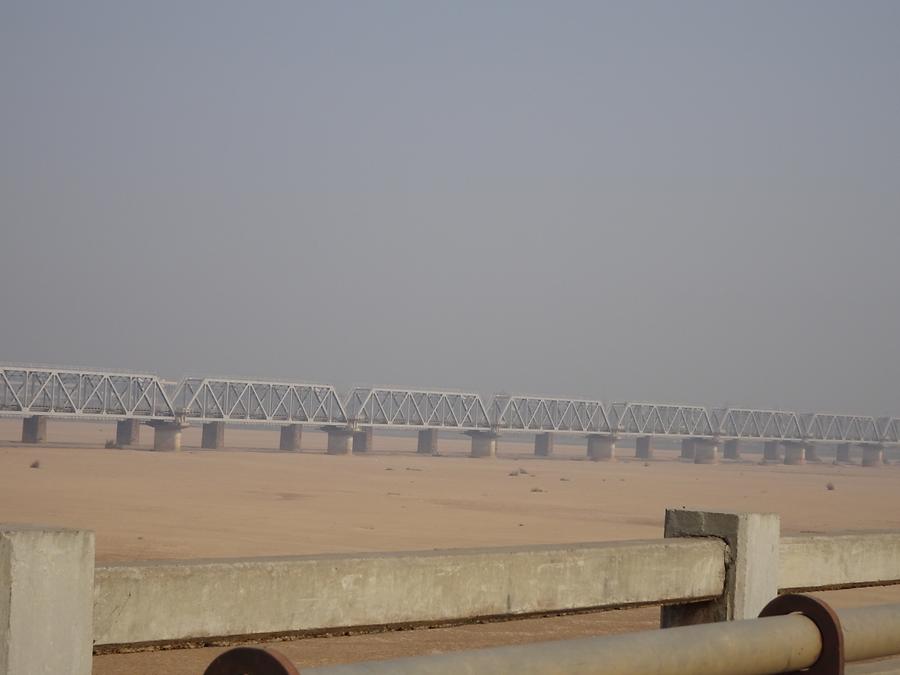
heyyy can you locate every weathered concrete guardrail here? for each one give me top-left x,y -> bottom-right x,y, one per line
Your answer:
93,538 -> 725,645
4,509 -> 900,675
780,532 -> 900,592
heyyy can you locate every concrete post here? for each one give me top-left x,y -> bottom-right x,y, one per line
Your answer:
201,421 -> 225,449
323,427 -> 353,455
680,438 -> 696,460
635,435 -> 653,459
352,427 -> 373,453
21,416 -> 47,444
279,424 -> 302,451
660,509 -> 780,627
763,441 -> 781,462
723,439 -> 740,460
783,441 -> 806,465
115,419 -> 141,446
587,434 -> 616,461
694,438 -> 719,464
862,444 -> 884,467
0,525 -> 95,675
836,443 -> 852,463
151,422 -> 186,451
467,431 -> 498,458
416,429 -> 438,455
534,432 -> 554,457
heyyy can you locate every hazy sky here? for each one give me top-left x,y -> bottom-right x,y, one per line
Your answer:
2,1 -> 899,415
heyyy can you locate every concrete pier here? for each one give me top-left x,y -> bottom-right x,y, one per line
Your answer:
323,426 -> 353,455
534,432 -> 554,457
21,415 -> 47,443
201,421 -> 225,449
467,430 -> 498,458
417,429 -> 438,455
149,421 -> 187,451
680,438 -> 695,460
862,444 -> 884,467
836,442 -> 852,463
763,441 -> 781,462
783,441 -> 806,465
587,434 -> 616,461
279,424 -> 302,451
805,443 -> 822,462
352,427 -> 373,453
694,438 -> 719,464
635,435 -> 653,459
722,439 -> 740,460
115,418 -> 141,446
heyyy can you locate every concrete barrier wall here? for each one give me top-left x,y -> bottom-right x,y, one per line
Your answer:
93,538 -> 726,646
779,533 -> 900,591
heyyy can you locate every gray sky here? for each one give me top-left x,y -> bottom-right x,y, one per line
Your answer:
2,1 -> 899,415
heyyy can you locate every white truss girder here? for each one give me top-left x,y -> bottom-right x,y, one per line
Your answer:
878,418 -> 900,444
490,395 -> 611,433
712,408 -> 805,441
171,378 -> 347,424
345,388 -> 490,430
0,365 -> 176,419
798,413 -> 883,443
609,402 -> 716,436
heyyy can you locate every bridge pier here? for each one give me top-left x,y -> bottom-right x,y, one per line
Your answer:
467,430 -> 498,458
201,421 -> 225,450
805,443 -> 822,462
417,429 -> 438,455
680,438 -> 695,460
534,432 -> 554,457
635,435 -> 653,460
763,441 -> 781,462
115,419 -> 141,446
21,415 -> 47,444
149,421 -> 188,451
352,427 -> 373,453
587,434 -> 616,461
322,426 -> 353,455
836,442 -> 852,463
279,424 -> 302,451
862,444 -> 884,467
783,441 -> 806,465
694,438 -> 719,464
723,439 -> 740,460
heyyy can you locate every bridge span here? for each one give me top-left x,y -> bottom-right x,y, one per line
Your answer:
1,363 -> 897,465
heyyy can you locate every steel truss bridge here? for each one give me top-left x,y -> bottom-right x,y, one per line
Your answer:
1,364 -> 897,444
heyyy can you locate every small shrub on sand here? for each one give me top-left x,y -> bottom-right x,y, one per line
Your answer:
29,460 -> 40,469
104,440 -> 122,449
826,482 -> 836,491
530,486 -> 544,493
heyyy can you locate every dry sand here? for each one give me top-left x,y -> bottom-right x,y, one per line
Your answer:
0,419 -> 898,674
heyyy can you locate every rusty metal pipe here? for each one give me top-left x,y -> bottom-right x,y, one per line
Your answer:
300,613 -> 822,675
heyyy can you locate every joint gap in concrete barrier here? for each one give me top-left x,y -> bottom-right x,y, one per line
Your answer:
779,578 -> 900,594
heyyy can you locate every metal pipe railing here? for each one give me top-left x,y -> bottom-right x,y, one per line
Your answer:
303,613 -> 821,675
840,603 -> 900,663
203,597 -> 900,675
